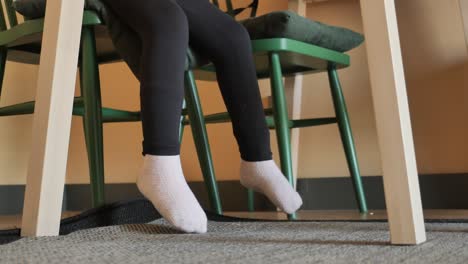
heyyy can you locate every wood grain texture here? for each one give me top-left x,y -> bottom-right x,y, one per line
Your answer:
286,0 -> 307,189
20,0 -> 85,236
359,0 -> 426,244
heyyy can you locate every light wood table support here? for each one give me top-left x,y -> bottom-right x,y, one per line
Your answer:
460,0 -> 468,48
359,0 -> 426,245
21,0 -> 85,236
286,0 -> 306,189
292,0 -> 426,245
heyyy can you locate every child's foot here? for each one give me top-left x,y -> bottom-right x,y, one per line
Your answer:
137,154 -> 207,233
240,159 -> 303,214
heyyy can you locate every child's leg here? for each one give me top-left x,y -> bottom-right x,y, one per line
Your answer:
101,0 -> 207,233
174,0 -> 302,213
104,1 -> 186,156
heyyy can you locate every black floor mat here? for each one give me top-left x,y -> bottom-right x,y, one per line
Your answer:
2,198 -> 468,245
0,198 -> 259,245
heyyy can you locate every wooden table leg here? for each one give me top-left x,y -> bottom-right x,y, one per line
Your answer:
460,0 -> 468,46
21,0 -> 85,236
286,0 -> 306,188
360,0 -> 426,244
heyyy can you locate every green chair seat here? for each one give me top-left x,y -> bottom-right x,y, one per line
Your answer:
195,37 -> 350,81
3,9 -> 210,69
194,10 -> 362,80
195,10 -> 363,72
0,11 -> 120,64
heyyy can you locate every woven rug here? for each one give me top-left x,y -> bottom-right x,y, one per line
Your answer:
1,199 -> 468,263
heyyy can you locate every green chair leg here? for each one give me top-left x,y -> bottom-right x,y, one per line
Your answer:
184,69 -> 222,214
247,188 -> 255,211
327,65 -> 368,213
269,52 -> 297,220
79,26 -> 105,207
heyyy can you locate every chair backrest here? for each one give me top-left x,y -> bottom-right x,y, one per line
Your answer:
0,0 -> 19,31
212,0 -> 259,18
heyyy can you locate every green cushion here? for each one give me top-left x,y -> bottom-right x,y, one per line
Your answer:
239,10 -> 364,52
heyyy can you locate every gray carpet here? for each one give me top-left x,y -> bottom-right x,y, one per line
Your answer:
1,219 -> 468,264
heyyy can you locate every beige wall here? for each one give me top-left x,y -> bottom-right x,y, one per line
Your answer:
0,0 -> 466,185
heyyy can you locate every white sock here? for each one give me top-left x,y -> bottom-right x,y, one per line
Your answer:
136,154 -> 207,233
240,159 -> 303,214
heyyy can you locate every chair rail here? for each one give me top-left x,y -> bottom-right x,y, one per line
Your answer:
212,0 -> 259,18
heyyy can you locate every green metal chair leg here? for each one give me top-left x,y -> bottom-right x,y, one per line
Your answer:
184,69 -> 222,214
269,52 -> 297,220
79,26 -> 106,207
327,65 -> 368,213
247,189 -> 255,211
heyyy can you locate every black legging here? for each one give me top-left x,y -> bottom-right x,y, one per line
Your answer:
101,0 -> 272,161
